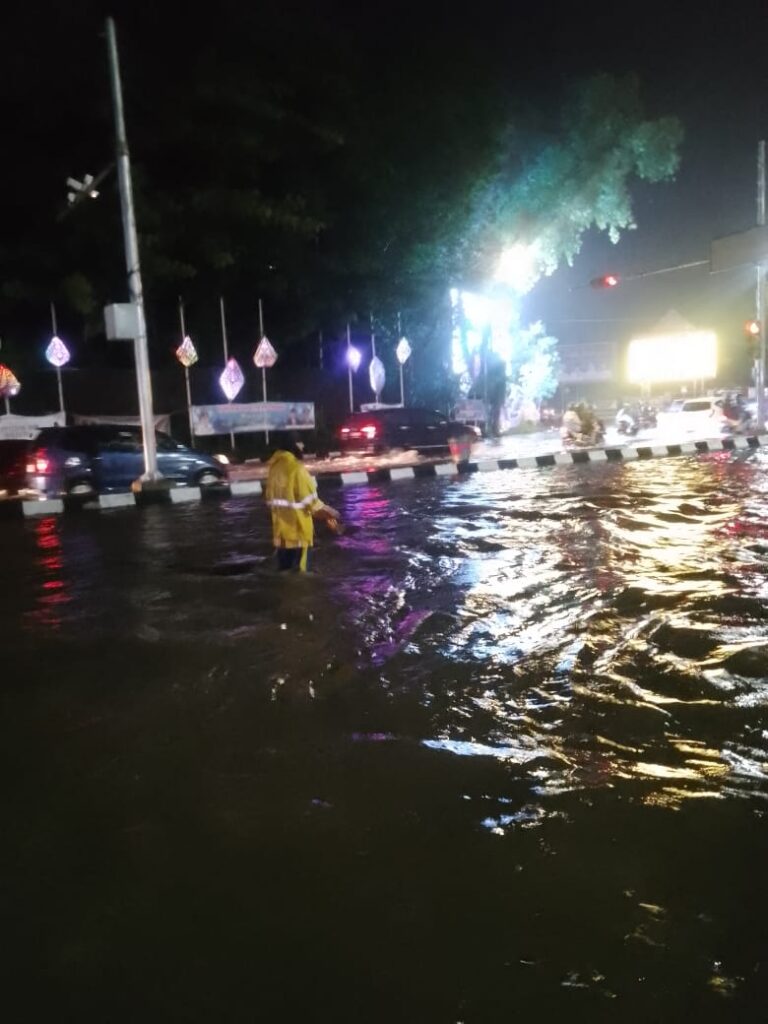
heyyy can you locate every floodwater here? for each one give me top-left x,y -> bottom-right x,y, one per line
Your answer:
2,451 -> 768,1021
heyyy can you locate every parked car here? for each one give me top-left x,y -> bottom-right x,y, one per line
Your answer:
337,408 -> 479,455
656,397 -> 727,437
6,425 -> 228,498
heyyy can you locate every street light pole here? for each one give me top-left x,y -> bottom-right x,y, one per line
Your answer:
756,140 -> 766,432
105,17 -> 161,482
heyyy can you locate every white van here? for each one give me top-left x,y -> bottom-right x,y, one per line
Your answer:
656,397 -> 725,437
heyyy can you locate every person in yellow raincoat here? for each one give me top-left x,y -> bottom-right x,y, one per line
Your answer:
265,437 -> 341,572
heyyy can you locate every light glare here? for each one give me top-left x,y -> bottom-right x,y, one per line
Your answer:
627,332 -> 717,384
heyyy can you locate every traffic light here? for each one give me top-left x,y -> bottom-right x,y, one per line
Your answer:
590,274 -> 620,289
745,319 -> 761,353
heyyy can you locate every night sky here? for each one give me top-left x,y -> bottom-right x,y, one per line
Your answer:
3,1 -> 768,384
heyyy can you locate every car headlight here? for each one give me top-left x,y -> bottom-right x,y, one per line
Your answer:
213,453 -> 230,465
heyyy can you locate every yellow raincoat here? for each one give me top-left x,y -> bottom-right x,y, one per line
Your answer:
265,450 -> 324,552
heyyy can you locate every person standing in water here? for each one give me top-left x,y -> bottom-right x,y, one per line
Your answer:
265,435 -> 342,572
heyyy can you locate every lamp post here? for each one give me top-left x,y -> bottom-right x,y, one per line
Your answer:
369,313 -> 385,405
175,298 -> 198,443
46,302 -> 70,415
218,296 -> 240,451
395,313 -> 411,407
346,323 -> 360,412
253,298 -> 278,446
105,17 -> 161,485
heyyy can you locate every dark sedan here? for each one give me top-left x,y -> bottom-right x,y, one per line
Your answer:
337,407 -> 479,455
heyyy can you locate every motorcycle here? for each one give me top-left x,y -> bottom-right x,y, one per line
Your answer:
616,407 -> 639,436
561,424 -> 605,448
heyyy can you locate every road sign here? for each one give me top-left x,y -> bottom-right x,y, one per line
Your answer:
710,224 -> 768,273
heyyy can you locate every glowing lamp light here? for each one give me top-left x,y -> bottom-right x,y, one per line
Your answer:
369,356 -> 385,395
494,241 -> 540,295
396,336 -> 412,365
0,365 -> 21,397
347,345 -> 362,371
46,335 -> 70,368
219,357 -> 245,401
176,335 -> 198,368
627,331 -> 717,384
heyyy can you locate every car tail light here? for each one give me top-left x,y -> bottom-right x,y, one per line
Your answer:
361,424 -> 377,439
340,427 -> 350,435
26,450 -> 51,474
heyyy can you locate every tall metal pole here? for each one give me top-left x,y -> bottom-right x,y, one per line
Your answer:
397,312 -> 404,407
178,297 -> 194,443
347,323 -> 354,412
105,18 -> 160,481
258,297 -> 269,445
757,140 -> 766,431
370,312 -> 380,404
50,301 -> 65,415
219,296 -> 235,451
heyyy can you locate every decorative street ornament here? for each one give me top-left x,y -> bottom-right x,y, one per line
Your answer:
347,345 -> 361,371
46,335 -> 71,368
219,357 -> 244,401
0,364 -> 21,397
253,335 -> 278,368
396,336 -> 412,365
176,334 -> 198,368
369,355 -> 385,396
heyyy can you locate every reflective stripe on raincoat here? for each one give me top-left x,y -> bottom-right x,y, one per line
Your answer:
265,450 -> 324,549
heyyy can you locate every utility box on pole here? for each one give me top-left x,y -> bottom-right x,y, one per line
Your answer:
104,302 -> 142,341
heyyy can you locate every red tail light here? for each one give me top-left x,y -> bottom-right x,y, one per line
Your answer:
361,424 -> 377,439
26,450 -> 51,474
340,427 -> 350,435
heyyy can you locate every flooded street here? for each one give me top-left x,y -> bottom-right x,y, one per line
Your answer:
2,451 -> 768,1020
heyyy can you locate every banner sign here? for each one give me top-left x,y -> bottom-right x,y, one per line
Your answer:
190,402 -> 315,436
74,413 -> 172,434
0,412 -> 66,440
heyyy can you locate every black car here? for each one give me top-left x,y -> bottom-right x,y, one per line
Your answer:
4,425 -> 227,498
337,407 -> 479,455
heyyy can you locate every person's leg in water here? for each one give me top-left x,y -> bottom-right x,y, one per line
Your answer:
276,546 -> 312,572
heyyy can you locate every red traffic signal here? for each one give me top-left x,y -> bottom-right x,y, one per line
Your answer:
744,319 -> 761,337
590,274 -> 620,289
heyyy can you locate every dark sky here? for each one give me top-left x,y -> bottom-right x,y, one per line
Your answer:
4,1 -> 768,377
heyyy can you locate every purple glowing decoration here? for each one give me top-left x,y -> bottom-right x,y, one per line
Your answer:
253,335 -> 278,369
45,336 -> 71,369
347,345 -> 362,371
219,358 -> 245,401
396,336 -> 412,365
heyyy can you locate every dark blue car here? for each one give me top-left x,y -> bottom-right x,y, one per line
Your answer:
21,425 -> 227,497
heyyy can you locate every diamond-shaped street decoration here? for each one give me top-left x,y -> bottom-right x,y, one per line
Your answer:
176,335 -> 199,368
369,355 -> 385,395
254,335 -> 278,369
396,336 -> 412,365
46,335 -> 71,369
0,364 -> 21,397
219,358 -> 245,402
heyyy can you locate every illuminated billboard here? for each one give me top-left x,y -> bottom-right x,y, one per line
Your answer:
627,331 -> 717,384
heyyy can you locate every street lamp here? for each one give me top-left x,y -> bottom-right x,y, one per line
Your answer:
345,323 -> 360,412
395,335 -> 411,407
46,302 -> 69,414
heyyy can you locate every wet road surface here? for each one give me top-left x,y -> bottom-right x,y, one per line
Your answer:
2,449 -> 768,1020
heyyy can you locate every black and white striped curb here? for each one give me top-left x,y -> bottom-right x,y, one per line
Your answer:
2,434 -> 766,518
